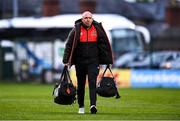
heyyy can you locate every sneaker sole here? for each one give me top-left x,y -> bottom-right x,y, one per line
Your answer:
90,107 -> 97,114
78,112 -> 84,114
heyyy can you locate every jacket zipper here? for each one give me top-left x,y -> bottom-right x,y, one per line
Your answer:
86,29 -> 89,63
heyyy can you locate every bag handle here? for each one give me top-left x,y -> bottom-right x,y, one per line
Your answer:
65,66 -> 73,83
58,66 -> 65,84
102,65 -> 114,78
58,66 -> 72,84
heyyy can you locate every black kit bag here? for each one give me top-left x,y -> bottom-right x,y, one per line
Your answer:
53,66 -> 76,105
96,65 -> 120,99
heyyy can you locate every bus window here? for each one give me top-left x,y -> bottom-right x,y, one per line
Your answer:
111,29 -> 143,59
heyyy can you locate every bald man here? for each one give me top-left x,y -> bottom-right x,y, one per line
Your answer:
81,11 -> 93,27
63,11 -> 113,114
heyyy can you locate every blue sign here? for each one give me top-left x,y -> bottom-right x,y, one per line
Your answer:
131,69 -> 180,88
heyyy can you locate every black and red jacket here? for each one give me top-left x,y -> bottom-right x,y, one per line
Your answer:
63,19 -> 113,66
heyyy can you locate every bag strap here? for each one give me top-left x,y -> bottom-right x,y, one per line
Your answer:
65,66 -> 73,83
58,66 -> 73,84
102,65 -> 114,78
58,66 -> 66,84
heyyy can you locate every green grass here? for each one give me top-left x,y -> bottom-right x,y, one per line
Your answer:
0,82 -> 180,120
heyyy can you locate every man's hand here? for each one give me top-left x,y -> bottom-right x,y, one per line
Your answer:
64,63 -> 69,67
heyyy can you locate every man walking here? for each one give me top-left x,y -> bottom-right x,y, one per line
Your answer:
63,11 -> 113,114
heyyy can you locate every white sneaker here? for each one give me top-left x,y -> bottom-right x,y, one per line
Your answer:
78,107 -> 85,114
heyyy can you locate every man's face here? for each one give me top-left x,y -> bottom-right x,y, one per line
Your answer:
82,12 -> 93,27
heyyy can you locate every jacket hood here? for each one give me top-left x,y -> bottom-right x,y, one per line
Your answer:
75,19 -> 82,24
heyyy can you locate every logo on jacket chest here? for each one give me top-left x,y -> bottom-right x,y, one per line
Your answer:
80,30 -> 97,36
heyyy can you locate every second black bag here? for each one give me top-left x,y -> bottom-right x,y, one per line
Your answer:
96,66 -> 120,98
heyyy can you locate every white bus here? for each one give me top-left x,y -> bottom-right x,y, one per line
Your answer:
0,14 -> 150,82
